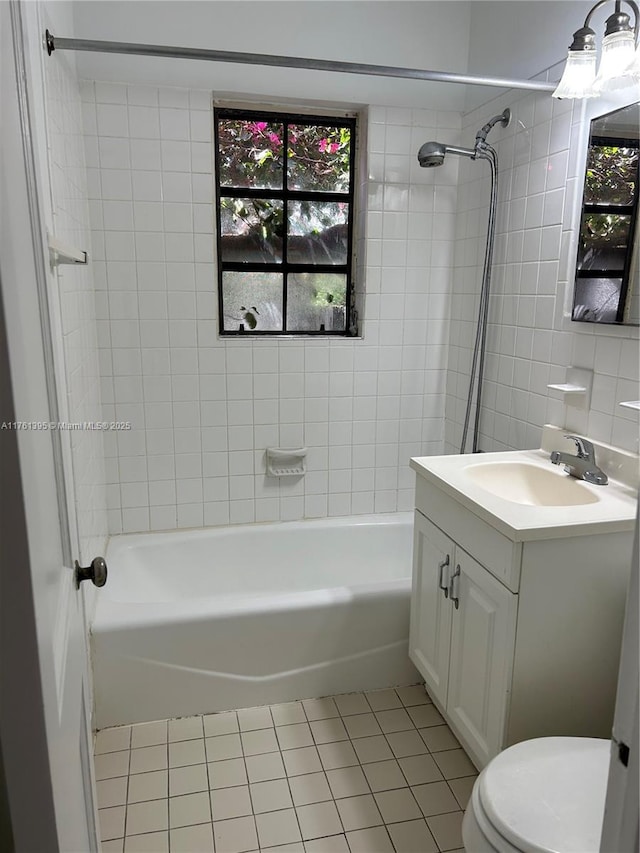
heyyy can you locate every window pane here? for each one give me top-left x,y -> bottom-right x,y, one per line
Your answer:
288,201 -> 349,264
573,277 -> 622,323
220,197 -> 283,262
221,272 -> 283,332
287,273 -> 347,332
577,213 -> 631,272
585,145 -> 638,206
287,124 -> 351,192
217,119 -> 284,189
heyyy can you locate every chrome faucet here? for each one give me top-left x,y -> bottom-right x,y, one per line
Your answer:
550,435 -> 608,485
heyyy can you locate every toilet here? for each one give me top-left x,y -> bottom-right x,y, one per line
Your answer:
462,737 -> 610,852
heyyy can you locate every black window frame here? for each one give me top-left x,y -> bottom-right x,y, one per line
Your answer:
572,132 -> 639,325
214,107 -> 357,336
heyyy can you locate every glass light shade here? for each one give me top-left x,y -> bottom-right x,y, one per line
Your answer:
591,30 -> 639,93
552,50 -> 598,98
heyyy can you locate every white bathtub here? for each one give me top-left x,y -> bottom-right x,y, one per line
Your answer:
92,512 -> 420,728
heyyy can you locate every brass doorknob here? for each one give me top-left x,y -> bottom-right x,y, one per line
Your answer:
74,557 -> 107,588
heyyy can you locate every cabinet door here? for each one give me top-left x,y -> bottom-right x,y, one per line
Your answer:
409,511 -> 453,708
447,547 -> 517,768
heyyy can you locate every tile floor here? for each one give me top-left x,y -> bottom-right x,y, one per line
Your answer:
94,684 -> 477,853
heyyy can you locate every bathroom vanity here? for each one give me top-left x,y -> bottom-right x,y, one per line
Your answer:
409,426 -> 638,770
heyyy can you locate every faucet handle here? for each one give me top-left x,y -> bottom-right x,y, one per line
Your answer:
564,434 -> 594,460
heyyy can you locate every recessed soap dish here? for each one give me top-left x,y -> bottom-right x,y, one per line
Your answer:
266,447 -> 307,477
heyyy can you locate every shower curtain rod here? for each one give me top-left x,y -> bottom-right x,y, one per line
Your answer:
45,31 -> 557,93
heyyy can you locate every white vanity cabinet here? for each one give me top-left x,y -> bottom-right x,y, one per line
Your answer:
409,467 -> 634,771
410,510 -> 517,769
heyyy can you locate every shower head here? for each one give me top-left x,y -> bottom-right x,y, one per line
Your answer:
418,107 -> 511,168
417,141 -> 477,168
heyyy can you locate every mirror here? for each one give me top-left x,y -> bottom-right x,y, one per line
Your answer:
572,102 -> 639,325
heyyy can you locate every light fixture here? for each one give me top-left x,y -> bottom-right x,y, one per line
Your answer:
553,0 -> 640,99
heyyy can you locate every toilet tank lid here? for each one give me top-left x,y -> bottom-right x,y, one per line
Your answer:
479,737 -> 610,853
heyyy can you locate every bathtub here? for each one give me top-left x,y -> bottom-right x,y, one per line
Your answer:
92,512 -> 420,728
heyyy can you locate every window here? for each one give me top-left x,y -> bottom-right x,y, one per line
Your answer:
214,107 -> 356,335
572,104 -> 639,325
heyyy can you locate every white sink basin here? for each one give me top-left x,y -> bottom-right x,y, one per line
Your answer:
463,461 -> 600,507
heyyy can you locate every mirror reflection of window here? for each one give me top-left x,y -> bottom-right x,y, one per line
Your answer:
572,103 -> 640,326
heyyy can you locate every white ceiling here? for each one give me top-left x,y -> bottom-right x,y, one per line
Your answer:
65,0 -> 597,113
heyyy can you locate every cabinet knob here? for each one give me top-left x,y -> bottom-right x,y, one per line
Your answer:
438,555 -> 450,598
449,564 -> 461,609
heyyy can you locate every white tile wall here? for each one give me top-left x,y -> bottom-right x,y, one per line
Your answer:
84,83 -> 461,533
445,74 -> 640,455
43,45 -> 108,562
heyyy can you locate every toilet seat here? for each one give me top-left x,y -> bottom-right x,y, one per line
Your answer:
466,737 -> 610,853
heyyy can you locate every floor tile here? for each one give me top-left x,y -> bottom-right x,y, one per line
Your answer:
420,724 -> 460,753
282,745 -> 323,776
130,720 -> 167,749
407,704 -> 444,729
325,766 -> 369,799
123,830 -> 168,852
317,741 -> 359,771
241,727 -> 279,756
275,722 -> 314,751
362,759 -> 408,793
309,718 -> 348,744
213,814 -> 258,853
295,800 -> 343,840
365,689 -> 402,712
95,751 -> 130,781
205,733 -> 243,762
129,745 -> 167,775
203,711 -> 239,737
127,769 -> 168,803
101,839 -> 124,852
97,776 -> 128,808
386,818 -> 438,853
334,693 -> 370,716
99,806 -> 126,841
255,808 -> 301,848
342,713 -> 382,739
426,810 -> 464,851
269,702 -> 306,726
374,708 -> 414,734
168,716 -> 203,742
208,757 -> 248,789
169,790 -> 212,828
374,788 -> 422,824
287,772 -> 332,807
210,785 -> 252,821
245,751 -> 286,783
169,822 -> 214,852
398,754 -> 444,786
412,780 -> 459,817
302,697 -> 339,721
95,727 -> 131,755
351,735 -> 394,765
304,834 -> 349,852
386,729 -> 428,759
169,738 -> 206,769
345,825 -> 395,852
169,763 -> 208,797
261,844 -> 304,853
335,793 -> 383,831
249,778 -> 293,813
125,798 -> 169,835
447,775 -> 477,809
237,706 -> 273,731
432,748 -> 477,780
395,685 -> 430,707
